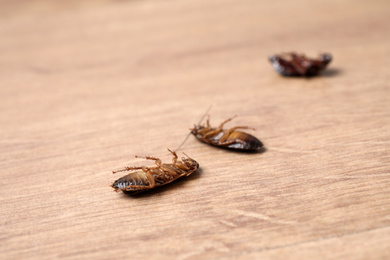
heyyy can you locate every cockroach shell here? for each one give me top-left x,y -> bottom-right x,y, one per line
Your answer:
224,131 -> 263,151
111,171 -> 152,192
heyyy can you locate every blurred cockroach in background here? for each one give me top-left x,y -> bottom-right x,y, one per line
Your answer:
269,52 -> 332,77
111,148 -> 199,194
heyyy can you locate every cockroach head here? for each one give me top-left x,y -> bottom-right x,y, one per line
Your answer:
190,124 -> 204,135
182,152 -> 199,170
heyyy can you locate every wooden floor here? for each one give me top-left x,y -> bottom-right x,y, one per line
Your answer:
1,0 -> 390,259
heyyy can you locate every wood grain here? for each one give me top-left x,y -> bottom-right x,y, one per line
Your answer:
1,0 -> 390,259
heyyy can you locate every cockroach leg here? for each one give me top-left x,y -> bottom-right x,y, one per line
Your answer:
203,129 -> 221,138
167,148 -> 178,164
167,148 -> 178,157
177,158 -> 191,171
217,115 -> 237,129
112,166 -> 144,174
176,152 -> 194,171
152,149 -> 183,175
219,126 -> 254,143
206,115 -> 211,128
203,115 -> 237,138
218,139 -> 245,147
135,155 -> 162,167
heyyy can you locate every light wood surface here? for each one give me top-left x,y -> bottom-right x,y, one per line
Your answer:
1,0 -> 390,259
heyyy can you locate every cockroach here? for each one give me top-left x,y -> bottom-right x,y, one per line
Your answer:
111,148 -> 199,194
188,114 -> 264,152
269,52 -> 332,77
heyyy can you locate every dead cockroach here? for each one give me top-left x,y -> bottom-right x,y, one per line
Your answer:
269,52 -> 332,77
188,115 -> 264,152
111,148 -> 199,194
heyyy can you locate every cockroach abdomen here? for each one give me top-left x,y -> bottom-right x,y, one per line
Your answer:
111,172 -> 151,191
226,132 -> 263,151
244,136 -> 263,151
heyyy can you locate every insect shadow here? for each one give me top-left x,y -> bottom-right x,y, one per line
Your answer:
321,68 -> 342,77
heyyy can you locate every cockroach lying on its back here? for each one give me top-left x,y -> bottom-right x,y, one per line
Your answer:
187,114 -> 264,152
111,149 -> 199,194
269,52 -> 332,77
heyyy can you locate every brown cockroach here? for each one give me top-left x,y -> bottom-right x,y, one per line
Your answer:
188,114 -> 264,152
269,52 -> 332,77
111,148 -> 199,194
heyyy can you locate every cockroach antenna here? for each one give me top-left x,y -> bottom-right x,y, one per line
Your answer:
174,132 -> 191,153
174,105 -> 213,152
197,104 -> 213,126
